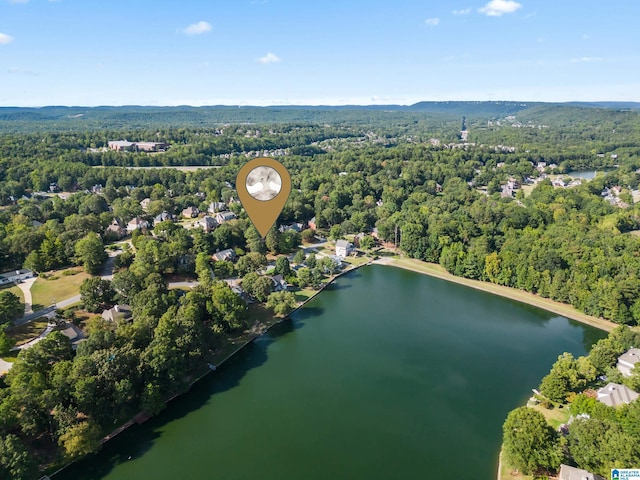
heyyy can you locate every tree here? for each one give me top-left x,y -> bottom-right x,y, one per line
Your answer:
265,228 -> 281,254
236,252 -> 267,276
242,273 -> 272,302
293,249 -> 306,265
267,291 -> 297,316
502,407 -> 559,475
296,267 -> 312,288
359,235 -> 375,251
0,434 -> 38,480
0,291 -> 23,326
329,224 -> 342,241
210,281 -> 248,331
274,256 -> 291,277
301,228 -> 315,243
75,233 -> 107,274
58,421 -> 102,459
0,331 -> 16,356
213,260 -> 235,279
305,253 -> 317,269
111,269 -> 143,304
79,277 -> 115,313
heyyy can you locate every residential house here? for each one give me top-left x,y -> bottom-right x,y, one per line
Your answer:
153,211 -> 175,225
105,219 -> 127,239
208,201 -> 227,214
57,322 -> 85,350
181,206 -> 200,218
617,348 -> 640,377
194,216 -> 218,233
127,217 -> 149,233
558,464 -> 604,480
32,220 -> 43,228
0,269 -> 35,285
308,216 -> 317,230
215,211 -> 237,224
279,222 -> 305,233
271,274 -> 288,292
335,239 -> 354,257
101,304 -> 133,322
212,248 -> 237,262
596,383 -> 639,407
140,198 -> 151,211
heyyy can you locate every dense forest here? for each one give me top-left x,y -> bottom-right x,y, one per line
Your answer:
1,103 -> 640,477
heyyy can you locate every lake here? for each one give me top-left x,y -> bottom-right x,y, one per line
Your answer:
57,265 -> 606,480
568,168 -> 615,180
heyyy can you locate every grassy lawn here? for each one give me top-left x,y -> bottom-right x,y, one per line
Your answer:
31,269 -> 91,309
248,302 -> 275,324
343,255 -> 371,267
1,354 -> 19,363
388,257 -> 615,332
0,283 -> 24,303
294,288 -> 317,303
529,403 -> 570,430
7,319 -> 49,346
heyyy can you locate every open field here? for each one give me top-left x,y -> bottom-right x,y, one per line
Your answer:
381,257 -> 616,332
31,269 -> 91,309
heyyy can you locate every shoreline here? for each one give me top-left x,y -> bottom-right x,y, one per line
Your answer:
49,260 -> 369,478
375,256 -> 616,332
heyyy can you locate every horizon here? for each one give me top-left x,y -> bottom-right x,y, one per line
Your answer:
2,99 -> 640,109
1,0 -> 639,106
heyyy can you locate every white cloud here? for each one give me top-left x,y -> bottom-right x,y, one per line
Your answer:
425,17 -> 440,26
181,21 -> 212,35
452,8 -> 472,15
257,52 -> 281,64
570,57 -> 602,63
479,0 -> 522,16
0,33 -> 14,45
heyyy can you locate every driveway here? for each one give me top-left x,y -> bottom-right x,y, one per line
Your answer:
16,277 -> 37,314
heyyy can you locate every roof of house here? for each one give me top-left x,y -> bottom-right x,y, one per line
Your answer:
558,464 -> 604,480
101,304 -> 132,322
212,248 -> 236,261
128,217 -> 148,226
596,382 -> 639,407
271,274 -> 286,284
618,348 -> 640,367
336,239 -> 351,249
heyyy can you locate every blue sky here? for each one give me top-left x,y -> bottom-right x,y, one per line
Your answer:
1,0 -> 639,106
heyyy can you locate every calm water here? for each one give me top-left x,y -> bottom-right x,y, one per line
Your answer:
568,168 -> 615,179
58,265 -> 606,480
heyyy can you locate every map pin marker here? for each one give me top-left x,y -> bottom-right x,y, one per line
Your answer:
236,158 -> 291,238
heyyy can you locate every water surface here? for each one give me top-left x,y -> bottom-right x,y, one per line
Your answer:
58,265 -> 606,480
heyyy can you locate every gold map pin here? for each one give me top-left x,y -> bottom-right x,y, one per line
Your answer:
236,158 -> 291,238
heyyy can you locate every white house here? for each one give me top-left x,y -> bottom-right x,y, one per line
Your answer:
335,239 -> 354,258
212,248 -> 236,262
127,217 -> 149,232
617,348 -> 640,377
596,383 -> 639,407
208,201 -> 226,214
0,269 -> 35,285
140,198 -> 151,211
215,211 -> 237,224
